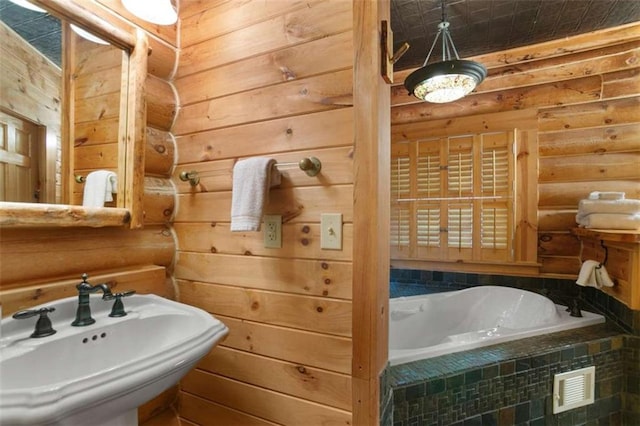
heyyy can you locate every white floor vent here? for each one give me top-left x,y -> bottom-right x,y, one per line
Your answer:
553,366 -> 595,414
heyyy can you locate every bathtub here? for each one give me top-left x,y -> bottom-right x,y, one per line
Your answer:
389,286 -> 605,366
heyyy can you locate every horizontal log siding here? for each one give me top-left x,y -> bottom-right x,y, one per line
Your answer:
391,23 -> 640,278
173,1 -> 354,424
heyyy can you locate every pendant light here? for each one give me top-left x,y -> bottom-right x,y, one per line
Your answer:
404,0 -> 487,103
70,24 -> 109,45
7,0 -> 45,13
121,0 -> 177,25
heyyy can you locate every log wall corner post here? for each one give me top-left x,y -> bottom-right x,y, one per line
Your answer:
352,0 -> 391,423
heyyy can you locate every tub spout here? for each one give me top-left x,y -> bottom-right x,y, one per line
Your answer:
568,299 -> 582,318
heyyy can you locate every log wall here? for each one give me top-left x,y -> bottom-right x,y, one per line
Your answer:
173,1 -> 356,424
391,23 -> 640,281
0,1 -> 179,423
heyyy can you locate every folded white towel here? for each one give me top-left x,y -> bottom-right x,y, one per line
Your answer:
82,170 -> 117,207
595,266 -> 615,288
230,158 -> 281,232
588,191 -> 625,200
577,198 -> 640,217
576,213 -> 640,230
576,260 -> 600,288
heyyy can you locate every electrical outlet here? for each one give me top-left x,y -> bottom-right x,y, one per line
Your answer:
263,215 -> 282,248
321,213 -> 342,250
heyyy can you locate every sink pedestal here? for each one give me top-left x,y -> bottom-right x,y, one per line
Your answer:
63,409 -> 137,426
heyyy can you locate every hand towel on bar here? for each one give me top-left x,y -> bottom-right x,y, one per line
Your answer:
576,213 -> 640,230
576,260 -> 600,288
230,157 -> 281,232
82,170 -> 117,207
588,191 -> 625,201
595,265 -> 615,288
577,198 -> 640,217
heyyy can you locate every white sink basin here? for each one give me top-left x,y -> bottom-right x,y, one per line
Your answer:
0,294 -> 228,426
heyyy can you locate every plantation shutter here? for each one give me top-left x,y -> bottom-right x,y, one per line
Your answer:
390,129 -> 519,264
479,132 -> 513,259
391,143 -> 411,255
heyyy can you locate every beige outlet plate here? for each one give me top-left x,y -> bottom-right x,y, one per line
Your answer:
263,215 -> 282,248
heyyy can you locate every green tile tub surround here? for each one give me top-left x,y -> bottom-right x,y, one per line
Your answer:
388,325 -> 639,426
389,269 -> 640,335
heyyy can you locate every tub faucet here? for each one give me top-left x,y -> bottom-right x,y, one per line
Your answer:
567,299 -> 583,318
71,273 -> 112,326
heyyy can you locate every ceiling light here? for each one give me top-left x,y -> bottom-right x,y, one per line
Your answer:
71,24 -> 109,45
121,0 -> 177,25
7,0 -> 46,13
404,1 -> 486,103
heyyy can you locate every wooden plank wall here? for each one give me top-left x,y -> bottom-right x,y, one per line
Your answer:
173,1 -> 356,424
0,1 -> 179,423
0,21 -> 61,203
71,36 -> 122,205
391,22 -> 640,278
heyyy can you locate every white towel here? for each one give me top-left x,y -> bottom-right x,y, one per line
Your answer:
595,266 -> 615,288
577,199 -> 640,218
588,191 -> 625,201
230,158 -> 281,232
576,213 -> 640,230
576,260 -> 599,288
82,170 -> 117,207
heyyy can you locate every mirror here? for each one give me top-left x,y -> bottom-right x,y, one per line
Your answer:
0,0 -> 147,228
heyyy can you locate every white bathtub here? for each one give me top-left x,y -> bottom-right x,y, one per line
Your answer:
389,286 -> 605,366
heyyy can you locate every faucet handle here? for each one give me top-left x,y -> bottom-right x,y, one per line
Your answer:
103,290 -> 136,317
13,307 -> 57,338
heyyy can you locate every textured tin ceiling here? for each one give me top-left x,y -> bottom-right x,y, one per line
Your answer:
0,0 -> 61,66
392,0 -> 640,71
1,0 -> 639,73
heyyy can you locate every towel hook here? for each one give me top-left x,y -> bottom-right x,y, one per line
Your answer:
75,174 -> 86,183
595,240 -> 608,269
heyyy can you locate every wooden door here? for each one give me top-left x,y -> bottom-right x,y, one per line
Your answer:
0,111 -> 42,202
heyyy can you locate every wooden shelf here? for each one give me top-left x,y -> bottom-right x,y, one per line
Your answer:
572,228 -> 640,244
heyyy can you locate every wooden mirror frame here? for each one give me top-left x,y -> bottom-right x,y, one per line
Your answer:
0,0 -> 147,228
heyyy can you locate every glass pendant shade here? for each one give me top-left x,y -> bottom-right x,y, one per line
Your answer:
122,0 -> 177,25
7,0 -> 45,13
404,1 -> 487,103
71,24 -> 109,45
405,59 -> 487,103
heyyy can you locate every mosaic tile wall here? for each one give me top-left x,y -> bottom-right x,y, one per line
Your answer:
624,336 -> 640,425
386,269 -> 640,425
389,269 -> 640,335
390,327 -> 632,426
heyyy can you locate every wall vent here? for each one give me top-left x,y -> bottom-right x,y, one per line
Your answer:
553,366 -> 595,414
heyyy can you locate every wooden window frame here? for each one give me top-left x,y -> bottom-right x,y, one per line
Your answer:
391,127 -> 539,275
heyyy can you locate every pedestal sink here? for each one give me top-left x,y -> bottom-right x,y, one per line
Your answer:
0,294 -> 228,426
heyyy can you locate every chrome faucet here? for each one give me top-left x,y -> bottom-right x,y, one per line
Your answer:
71,273 -> 113,326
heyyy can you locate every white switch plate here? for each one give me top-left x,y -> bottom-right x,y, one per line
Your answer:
321,213 -> 342,250
264,215 -> 282,248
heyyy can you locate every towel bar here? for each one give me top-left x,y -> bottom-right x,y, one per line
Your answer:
179,157 -> 322,187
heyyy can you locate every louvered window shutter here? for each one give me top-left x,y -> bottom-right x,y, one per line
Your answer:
390,130 -> 518,264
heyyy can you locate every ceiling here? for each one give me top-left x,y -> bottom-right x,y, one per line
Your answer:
0,0 -> 61,66
391,0 -> 640,71
0,0 -> 638,73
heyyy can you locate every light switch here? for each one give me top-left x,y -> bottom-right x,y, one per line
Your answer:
321,213 -> 342,250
